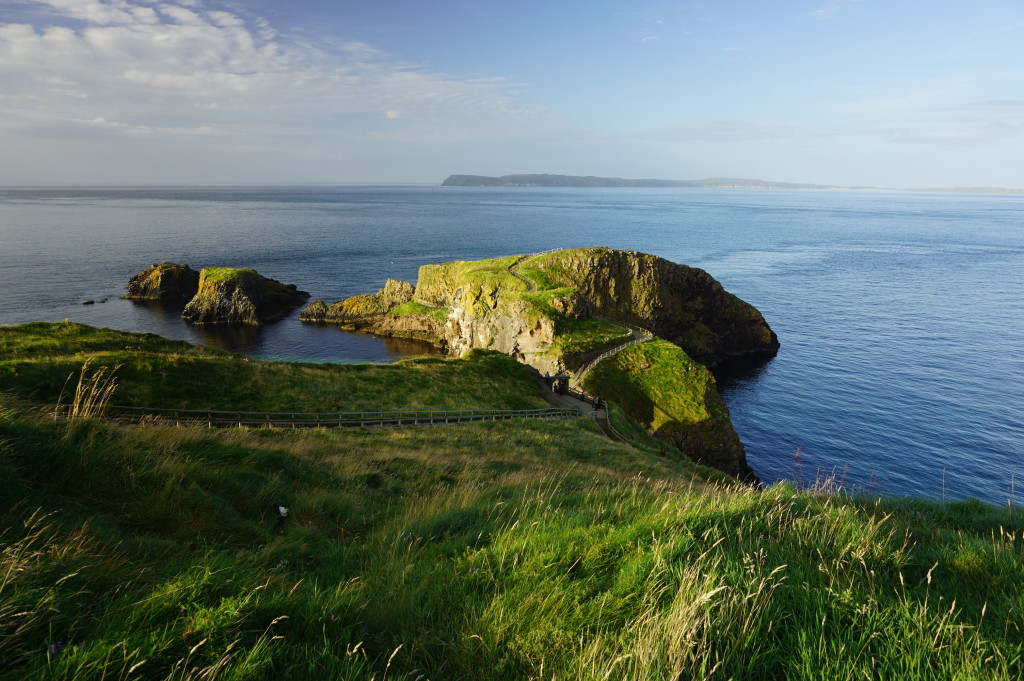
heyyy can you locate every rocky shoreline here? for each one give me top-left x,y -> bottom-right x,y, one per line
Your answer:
124,263 -> 308,325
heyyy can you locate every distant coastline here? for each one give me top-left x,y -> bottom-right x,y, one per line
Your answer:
442,173 -> 1024,194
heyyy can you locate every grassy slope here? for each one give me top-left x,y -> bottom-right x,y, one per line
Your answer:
1,323 -> 1022,680
0,322 -> 545,412
580,339 -> 744,466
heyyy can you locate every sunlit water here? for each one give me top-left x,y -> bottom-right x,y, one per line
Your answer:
1,185 -> 1021,504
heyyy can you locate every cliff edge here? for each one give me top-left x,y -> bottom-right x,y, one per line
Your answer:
300,247 -> 777,480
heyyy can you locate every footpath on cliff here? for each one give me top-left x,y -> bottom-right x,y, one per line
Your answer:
509,253 -> 659,443
536,373 -> 618,441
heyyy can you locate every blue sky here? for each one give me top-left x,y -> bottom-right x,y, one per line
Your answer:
1,0 -> 1022,186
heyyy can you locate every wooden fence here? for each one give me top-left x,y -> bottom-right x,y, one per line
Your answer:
48,404 -> 581,429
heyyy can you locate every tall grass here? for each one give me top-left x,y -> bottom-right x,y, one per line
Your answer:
0,323 -> 545,413
2,398 -> 1022,680
56,359 -> 121,421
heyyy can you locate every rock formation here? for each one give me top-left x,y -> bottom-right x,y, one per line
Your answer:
300,247 -> 778,481
180,268 -> 309,325
300,279 -> 447,344
523,248 -> 779,368
300,279 -> 415,323
123,263 -> 200,301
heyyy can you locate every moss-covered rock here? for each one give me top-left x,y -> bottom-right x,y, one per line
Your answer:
123,262 -> 200,301
181,268 -> 309,325
581,339 -> 756,482
298,247 -> 777,481
300,279 -> 414,323
521,247 -> 779,368
300,279 -> 448,345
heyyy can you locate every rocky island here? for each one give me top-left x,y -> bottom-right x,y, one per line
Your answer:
125,263 -> 309,325
122,262 -> 200,301
301,247 -> 778,480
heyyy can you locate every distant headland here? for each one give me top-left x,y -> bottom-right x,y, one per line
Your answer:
442,173 -> 1024,194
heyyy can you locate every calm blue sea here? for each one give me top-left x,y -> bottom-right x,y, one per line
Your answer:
1,185 -> 1021,504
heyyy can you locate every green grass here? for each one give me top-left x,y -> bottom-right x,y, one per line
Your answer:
2,322 -> 1022,680
581,338 -> 728,429
517,248 -> 615,291
200,268 -> 257,283
388,301 -> 449,322
0,322 -> 545,412
1,401 -> 1021,680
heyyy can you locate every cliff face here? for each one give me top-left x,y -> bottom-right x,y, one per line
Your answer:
528,248 -> 779,368
181,268 -> 309,325
123,263 -> 200,301
300,247 -> 777,481
414,259 -> 562,374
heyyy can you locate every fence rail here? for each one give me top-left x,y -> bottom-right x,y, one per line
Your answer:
47,403 -> 580,429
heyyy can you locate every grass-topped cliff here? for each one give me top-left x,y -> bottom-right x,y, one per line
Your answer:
181,268 -> 309,325
300,248 -> 777,479
1,322 -> 1022,680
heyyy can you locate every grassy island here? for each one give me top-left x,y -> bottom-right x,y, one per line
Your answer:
1,322 -> 1021,680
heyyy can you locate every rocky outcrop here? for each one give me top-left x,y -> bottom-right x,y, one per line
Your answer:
300,279 -> 414,323
527,248 -> 779,368
301,248 -> 777,482
299,279 -> 447,344
580,339 -> 757,482
181,268 -> 309,325
123,263 -> 200,301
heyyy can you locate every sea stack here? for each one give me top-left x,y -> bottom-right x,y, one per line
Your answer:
123,262 -> 200,301
181,268 -> 309,325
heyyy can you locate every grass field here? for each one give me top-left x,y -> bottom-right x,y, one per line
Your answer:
0,322 -> 545,412
1,322 -> 1022,680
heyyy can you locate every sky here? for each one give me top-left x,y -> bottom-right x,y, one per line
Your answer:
1,0 -> 1022,187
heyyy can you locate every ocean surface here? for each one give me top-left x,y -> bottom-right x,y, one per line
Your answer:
1,185 -> 1021,505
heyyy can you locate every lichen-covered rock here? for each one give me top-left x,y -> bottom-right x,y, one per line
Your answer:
526,247 -> 779,368
181,268 -> 309,325
299,279 -> 414,323
123,262 -> 200,301
299,248 -> 778,481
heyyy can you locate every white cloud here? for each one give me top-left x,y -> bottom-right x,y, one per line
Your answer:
33,0 -> 160,26
0,0 -> 556,182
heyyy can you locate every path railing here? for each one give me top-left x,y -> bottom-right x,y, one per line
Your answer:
570,320 -> 655,389
47,404 -> 581,429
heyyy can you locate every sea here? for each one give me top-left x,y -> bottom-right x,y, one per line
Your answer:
1,185 -> 1021,505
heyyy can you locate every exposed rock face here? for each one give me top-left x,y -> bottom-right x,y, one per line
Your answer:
411,261 -> 564,373
300,279 -> 447,345
529,248 -> 779,368
301,247 -> 777,481
181,268 -> 309,325
123,263 -> 200,301
300,279 -> 414,323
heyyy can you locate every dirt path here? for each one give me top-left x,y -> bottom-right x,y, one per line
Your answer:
507,254 -> 537,292
570,324 -> 653,389
538,376 -> 619,441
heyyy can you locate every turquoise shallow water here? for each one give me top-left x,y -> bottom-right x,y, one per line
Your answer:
1,185 -> 1021,504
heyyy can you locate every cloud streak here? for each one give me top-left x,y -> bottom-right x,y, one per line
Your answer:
0,0 -> 556,181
